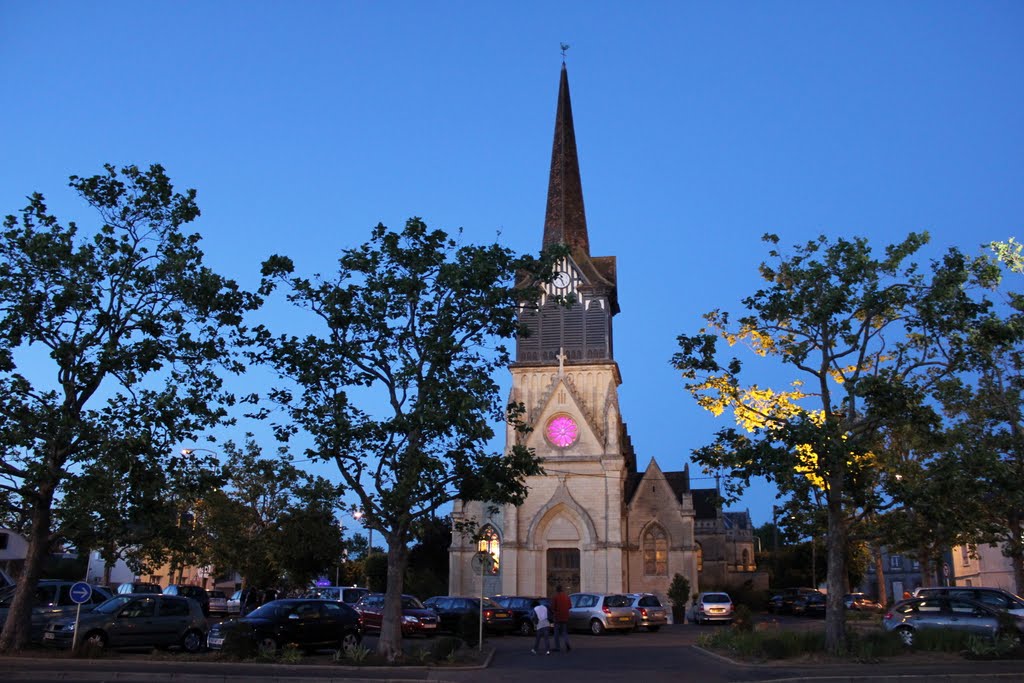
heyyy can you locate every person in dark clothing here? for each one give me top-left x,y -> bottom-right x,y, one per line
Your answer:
551,584 -> 571,652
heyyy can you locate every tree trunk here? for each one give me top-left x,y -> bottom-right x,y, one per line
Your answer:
873,546 -> 887,606
377,529 -> 410,663
0,482 -> 55,653
824,486 -> 847,654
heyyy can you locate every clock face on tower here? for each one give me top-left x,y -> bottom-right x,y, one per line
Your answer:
546,414 -> 579,449
552,271 -> 571,289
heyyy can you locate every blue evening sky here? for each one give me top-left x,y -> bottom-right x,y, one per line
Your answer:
2,2 -> 1021,527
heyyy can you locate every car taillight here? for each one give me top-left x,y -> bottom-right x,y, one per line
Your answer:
884,612 -> 893,620
603,605 -> 612,615
484,609 -> 493,619
640,608 -> 648,617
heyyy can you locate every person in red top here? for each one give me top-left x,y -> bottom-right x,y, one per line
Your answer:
551,584 -> 572,652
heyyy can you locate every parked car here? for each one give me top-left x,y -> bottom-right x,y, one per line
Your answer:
913,586 -> 1024,617
844,593 -> 884,612
206,590 -> 228,616
0,581 -> 113,642
568,592 -> 635,635
355,593 -> 439,636
429,596 -> 516,634
768,587 -> 822,614
163,584 -> 211,616
491,595 -> 549,636
207,598 -> 362,654
304,586 -> 370,606
117,582 -> 163,595
42,594 -> 206,652
625,593 -> 668,631
883,596 -> 1024,647
227,589 -> 242,616
791,591 -> 826,617
689,592 -> 735,624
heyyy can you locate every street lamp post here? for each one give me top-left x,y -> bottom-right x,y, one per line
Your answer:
352,509 -> 373,588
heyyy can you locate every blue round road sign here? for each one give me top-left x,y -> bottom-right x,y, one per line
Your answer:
69,581 -> 92,604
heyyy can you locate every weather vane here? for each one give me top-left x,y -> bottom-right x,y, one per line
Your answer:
560,43 -> 570,62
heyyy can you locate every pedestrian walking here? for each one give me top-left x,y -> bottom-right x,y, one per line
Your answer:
531,599 -> 552,655
551,584 -> 571,652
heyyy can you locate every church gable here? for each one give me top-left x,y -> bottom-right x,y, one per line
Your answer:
526,373 -> 606,455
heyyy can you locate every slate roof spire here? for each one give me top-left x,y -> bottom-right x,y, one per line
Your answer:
542,63 -> 590,256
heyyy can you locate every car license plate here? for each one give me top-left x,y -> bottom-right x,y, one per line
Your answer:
617,616 -> 631,623
422,623 -> 436,629
208,636 -> 224,648
43,632 -> 54,640
496,611 -> 509,618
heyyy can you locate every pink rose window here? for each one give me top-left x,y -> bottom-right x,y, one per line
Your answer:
546,415 -> 579,448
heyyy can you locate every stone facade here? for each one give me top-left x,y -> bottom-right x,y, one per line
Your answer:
448,63 -> 761,602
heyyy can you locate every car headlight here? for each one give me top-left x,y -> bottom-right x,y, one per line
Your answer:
402,615 -> 419,624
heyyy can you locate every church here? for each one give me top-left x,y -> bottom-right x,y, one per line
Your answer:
449,63 -> 761,600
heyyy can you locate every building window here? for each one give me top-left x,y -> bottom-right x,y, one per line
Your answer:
643,525 -> 668,576
477,525 -> 500,575
890,555 -> 903,570
741,548 -> 750,567
696,542 -> 703,573
960,546 -> 970,567
0,533 -> 8,550
911,559 -> 920,571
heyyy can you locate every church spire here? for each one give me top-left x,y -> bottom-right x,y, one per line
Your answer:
542,63 -> 590,256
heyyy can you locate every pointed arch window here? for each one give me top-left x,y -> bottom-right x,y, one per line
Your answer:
643,525 -> 668,576
741,548 -> 750,568
696,542 -> 703,573
477,525 -> 501,575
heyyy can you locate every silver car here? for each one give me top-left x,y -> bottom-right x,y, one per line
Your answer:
884,596 -> 1024,647
0,581 -> 112,642
568,592 -> 635,635
913,587 -> 1024,617
689,591 -> 734,624
625,593 -> 668,631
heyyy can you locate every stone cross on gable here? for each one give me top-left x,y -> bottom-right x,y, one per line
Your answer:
556,347 -> 568,376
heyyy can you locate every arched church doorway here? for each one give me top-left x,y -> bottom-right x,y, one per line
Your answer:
546,547 -> 580,595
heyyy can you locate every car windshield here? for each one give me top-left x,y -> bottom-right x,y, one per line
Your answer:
94,595 -> 138,614
703,594 -> 731,603
208,591 -> 226,599
401,596 -> 424,609
481,597 -> 503,608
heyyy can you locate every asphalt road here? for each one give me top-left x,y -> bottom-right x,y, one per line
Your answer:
2,617 -> 1024,682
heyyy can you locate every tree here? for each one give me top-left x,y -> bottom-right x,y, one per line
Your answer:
255,218 -> 555,661
204,437 -> 346,591
672,233 -> 995,653
0,165 -> 259,651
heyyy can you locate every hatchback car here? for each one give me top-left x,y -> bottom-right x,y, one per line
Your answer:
355,593 -> 439,636
163,584 -> 211,616
0,581 -> 113,642
768,587 -> 821,614
625,593 -> 668,631
689,592 -> 734,624
913,586 -> 1024,617
117,582 -> 163,595
206,590 -> 228,616
884,596 -> 1024,647
568,592 -> 635,635
429,596 -> 516,634
491,595 -> 549,636
791,591 -> 826,617
207,598 -> 363,654
42,594 -> 206,652
844,592 -> 884,612
304,586 -> 370,606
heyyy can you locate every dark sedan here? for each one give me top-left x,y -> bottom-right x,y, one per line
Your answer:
491,595 -> 549,636
354,593 -> 439,636
791,591 -> 826,617
429,596 -> 515,635
207,598 -> 362,654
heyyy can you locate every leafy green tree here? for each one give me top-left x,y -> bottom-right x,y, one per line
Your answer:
204,437 -> 346,591
672,233 -> 995,653
0,165 -> 259,651
404,514 -> 451,600
255,218 -> 555,661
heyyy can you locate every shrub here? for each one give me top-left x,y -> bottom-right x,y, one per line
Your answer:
429,636 -> 462,661
732,604 -> 754,632
848,630 -> 903,660
456,611 -> 480,646
668,573 -> 691,620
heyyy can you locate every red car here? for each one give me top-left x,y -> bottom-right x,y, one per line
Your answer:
355,593 -> 439,636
